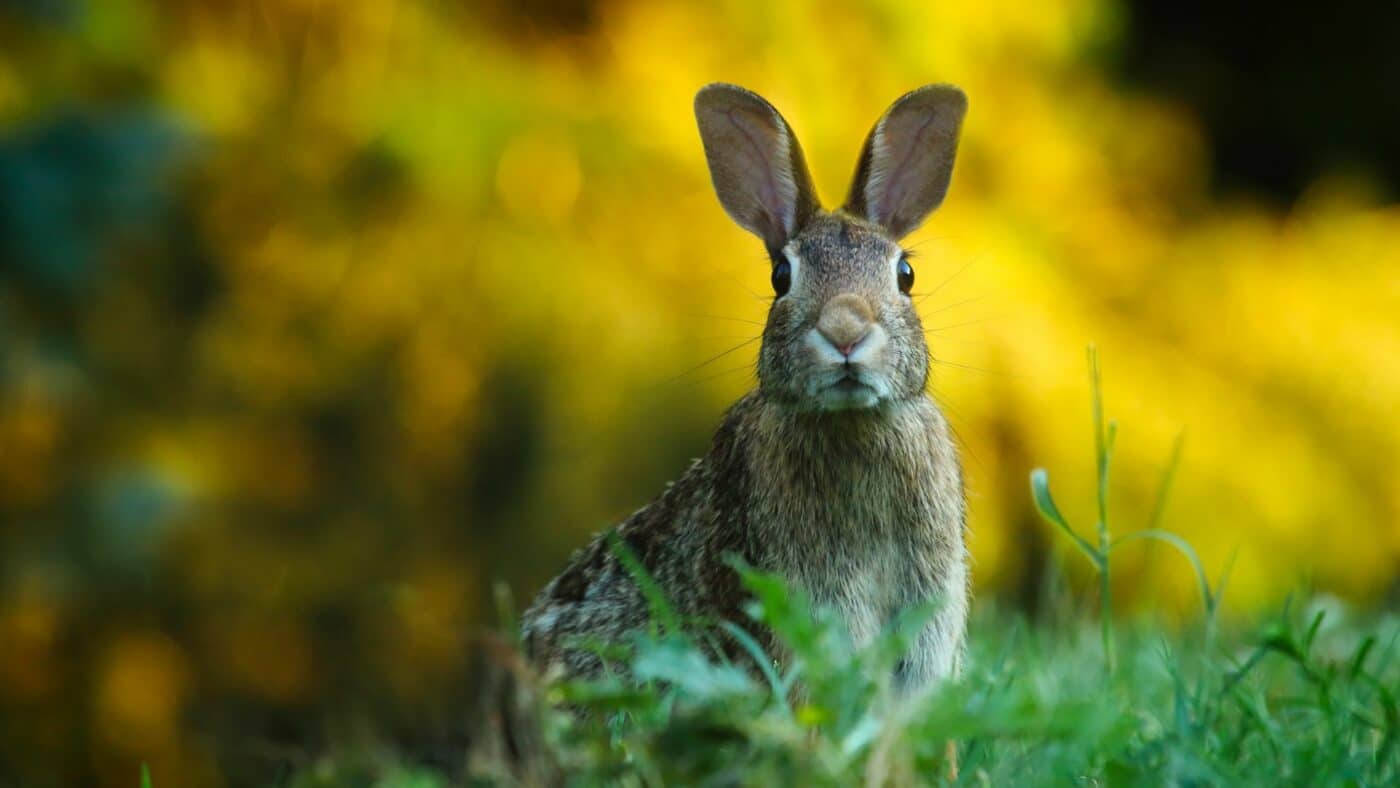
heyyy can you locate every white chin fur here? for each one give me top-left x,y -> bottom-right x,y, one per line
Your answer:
814,385 -> 882,411
805,369 -> 892,411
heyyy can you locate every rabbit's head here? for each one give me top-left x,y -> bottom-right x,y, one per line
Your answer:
695,83 -> 967,412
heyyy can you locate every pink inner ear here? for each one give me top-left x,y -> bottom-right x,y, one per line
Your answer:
722,105 -> 787,233
872,107 -> 940,228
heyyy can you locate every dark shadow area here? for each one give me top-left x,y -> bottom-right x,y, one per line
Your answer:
1118,0 -> 1400,203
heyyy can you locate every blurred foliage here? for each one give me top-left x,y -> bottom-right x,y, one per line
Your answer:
0,0 -> 1396,785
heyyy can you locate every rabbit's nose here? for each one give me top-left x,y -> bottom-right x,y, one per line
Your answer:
817,293 -> 875,357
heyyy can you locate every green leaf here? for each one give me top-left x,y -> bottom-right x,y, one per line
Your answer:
632,635 -> 756,700
1113,529 -> 1214,614
718,621 -> 790,711
1146,432 -> 1187,533
1030,468 -> 1102,570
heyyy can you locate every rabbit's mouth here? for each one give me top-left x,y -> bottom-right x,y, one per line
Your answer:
831,375 -> 869,395
811,369 -> 884,411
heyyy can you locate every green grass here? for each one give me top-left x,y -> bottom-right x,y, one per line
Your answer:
467,577 -> 1396,786
290,353 -> 1399,786
291,589 -> 1398,787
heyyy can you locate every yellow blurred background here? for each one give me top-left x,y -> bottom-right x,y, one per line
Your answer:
0,0 -> 1397,784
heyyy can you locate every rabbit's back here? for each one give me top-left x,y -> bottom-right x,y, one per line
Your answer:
520,418 -> 752,676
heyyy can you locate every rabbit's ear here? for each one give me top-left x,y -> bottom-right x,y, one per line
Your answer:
694,84 -> 820,251
844,85 -> 967,240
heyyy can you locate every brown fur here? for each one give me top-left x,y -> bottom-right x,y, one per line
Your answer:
521,84 -> 970,694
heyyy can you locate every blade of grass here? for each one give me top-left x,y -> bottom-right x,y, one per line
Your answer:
1113,529 -> 1215,615
1147,432 -> 1187,533
1030,469 -> 1102,570
1088,345 -> 1111,545
1088,345 -> 1116,674
719,620 -> 792,715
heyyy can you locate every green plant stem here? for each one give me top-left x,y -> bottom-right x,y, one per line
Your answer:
1088,346 -> 1116,674
1097,551 -> 1108,674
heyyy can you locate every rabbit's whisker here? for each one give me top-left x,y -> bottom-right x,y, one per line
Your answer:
925,387 -> 986,472
923,316 -> 1001,334
687,313 -> 766,327
919,333 -> 980,347
691,362 -> 759,386
931,357 -> 1010,378
914,257 -> 978,305
654,336 -> 761,388
919,295 -> 984,315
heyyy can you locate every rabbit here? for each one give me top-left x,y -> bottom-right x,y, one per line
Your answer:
521,83 -> 969,696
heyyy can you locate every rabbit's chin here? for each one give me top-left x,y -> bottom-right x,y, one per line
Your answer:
803,369 -> 890,412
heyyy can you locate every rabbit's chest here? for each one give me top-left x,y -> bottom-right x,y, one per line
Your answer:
743,397 -> 966,647
759,472 -> 958,646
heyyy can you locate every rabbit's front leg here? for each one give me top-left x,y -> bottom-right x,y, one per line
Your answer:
892,574 -> 967,695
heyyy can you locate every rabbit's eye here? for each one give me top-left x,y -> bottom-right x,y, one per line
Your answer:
897,257 -> 915,294
771,260 -> 792,297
